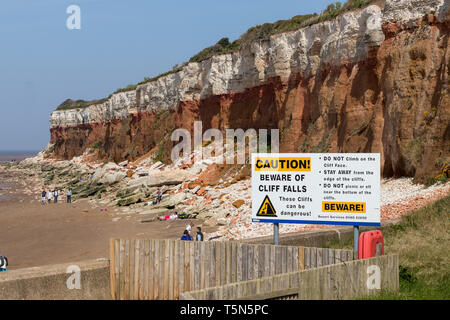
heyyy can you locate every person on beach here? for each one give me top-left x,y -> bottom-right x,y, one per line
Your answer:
47,189 -> 52,204
53,189 -> 58,203
41,189 -> 46,205
196,227 -> 204,242
185,223 -> 192,236
158,211 -> 178,221
180,230 -> 192,241
0,254 -> 8,272
66,188 -> 72,203
156,188 -> 162,203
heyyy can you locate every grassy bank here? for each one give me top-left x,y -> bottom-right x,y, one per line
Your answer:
327,194 -> 450,299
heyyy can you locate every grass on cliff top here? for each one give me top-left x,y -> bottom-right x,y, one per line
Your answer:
327,194 -> 450,299
56,0 -> 378,111
189,0 -> 377,62
55,96 -> 111,111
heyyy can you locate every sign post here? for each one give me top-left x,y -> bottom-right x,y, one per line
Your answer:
353,225 -> 359,252
273,223 -> 279,245
252,153 -> 380,245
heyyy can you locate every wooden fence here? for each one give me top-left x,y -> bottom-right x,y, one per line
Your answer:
109,239 -> 354,300
180,255 -> 399,300
304,247 -> 356,269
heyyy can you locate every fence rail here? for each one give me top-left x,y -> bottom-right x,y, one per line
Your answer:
109,239 -> 355,300
180,255 -> 399,300
304,247 -> 356,269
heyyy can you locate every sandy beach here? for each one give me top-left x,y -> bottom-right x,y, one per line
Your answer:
0,168 -> 216,270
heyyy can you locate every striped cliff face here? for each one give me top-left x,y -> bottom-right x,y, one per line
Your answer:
49,0 -> 449,181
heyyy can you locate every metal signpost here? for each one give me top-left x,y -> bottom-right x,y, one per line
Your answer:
251,153 -> 380,253
273,223 -> 279,245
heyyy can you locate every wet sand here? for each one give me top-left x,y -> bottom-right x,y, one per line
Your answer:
0,171 -> 216,270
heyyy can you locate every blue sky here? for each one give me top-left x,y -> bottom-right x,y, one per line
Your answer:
0,0 -> 332,152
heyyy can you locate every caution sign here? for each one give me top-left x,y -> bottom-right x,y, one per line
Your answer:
254,157 -> 311,172
256,195 -> 277,217
252,153 -> 380,227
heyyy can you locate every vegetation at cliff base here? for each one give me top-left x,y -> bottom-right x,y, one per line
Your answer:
91,141 -> 100,149
370,195 -> 450,299
56,0 -> 378,111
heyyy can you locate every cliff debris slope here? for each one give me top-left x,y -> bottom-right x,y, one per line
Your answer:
4,137 -> 448,241
48,0 -> 449,183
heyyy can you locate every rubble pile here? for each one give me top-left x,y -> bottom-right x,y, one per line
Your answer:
2,144 -> 448,241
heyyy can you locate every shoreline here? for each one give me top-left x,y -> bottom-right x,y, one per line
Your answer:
0,165 -> 217,270
0,153 -> 37,163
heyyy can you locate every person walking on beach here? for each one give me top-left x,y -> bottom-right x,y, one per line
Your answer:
66,188 -> 72,203
53,189 -> 58,203
41,189 -> 46,205
47,189 -> 52,204
180,230 -> 192,241
196,227 -> 204,242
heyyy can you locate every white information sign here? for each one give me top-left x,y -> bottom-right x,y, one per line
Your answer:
251,153 -> 380,226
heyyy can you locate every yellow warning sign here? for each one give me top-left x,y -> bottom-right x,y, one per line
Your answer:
254,157 -> 311,172
322,201 -> 366,213
256,195 -> 277,217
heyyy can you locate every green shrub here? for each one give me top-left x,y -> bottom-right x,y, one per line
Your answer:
91,141 -> 100,149
55,95 -> 112,111
349,120 -> 370,136
311,132 -> 331,153
154,109 -> 169,121
56,99 -> 90,111
189,37 -> 241,63
154,143 -> 165,163
426,174 -> 448,187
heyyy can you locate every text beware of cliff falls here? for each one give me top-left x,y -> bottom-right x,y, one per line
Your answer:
251,153 -> 381,227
